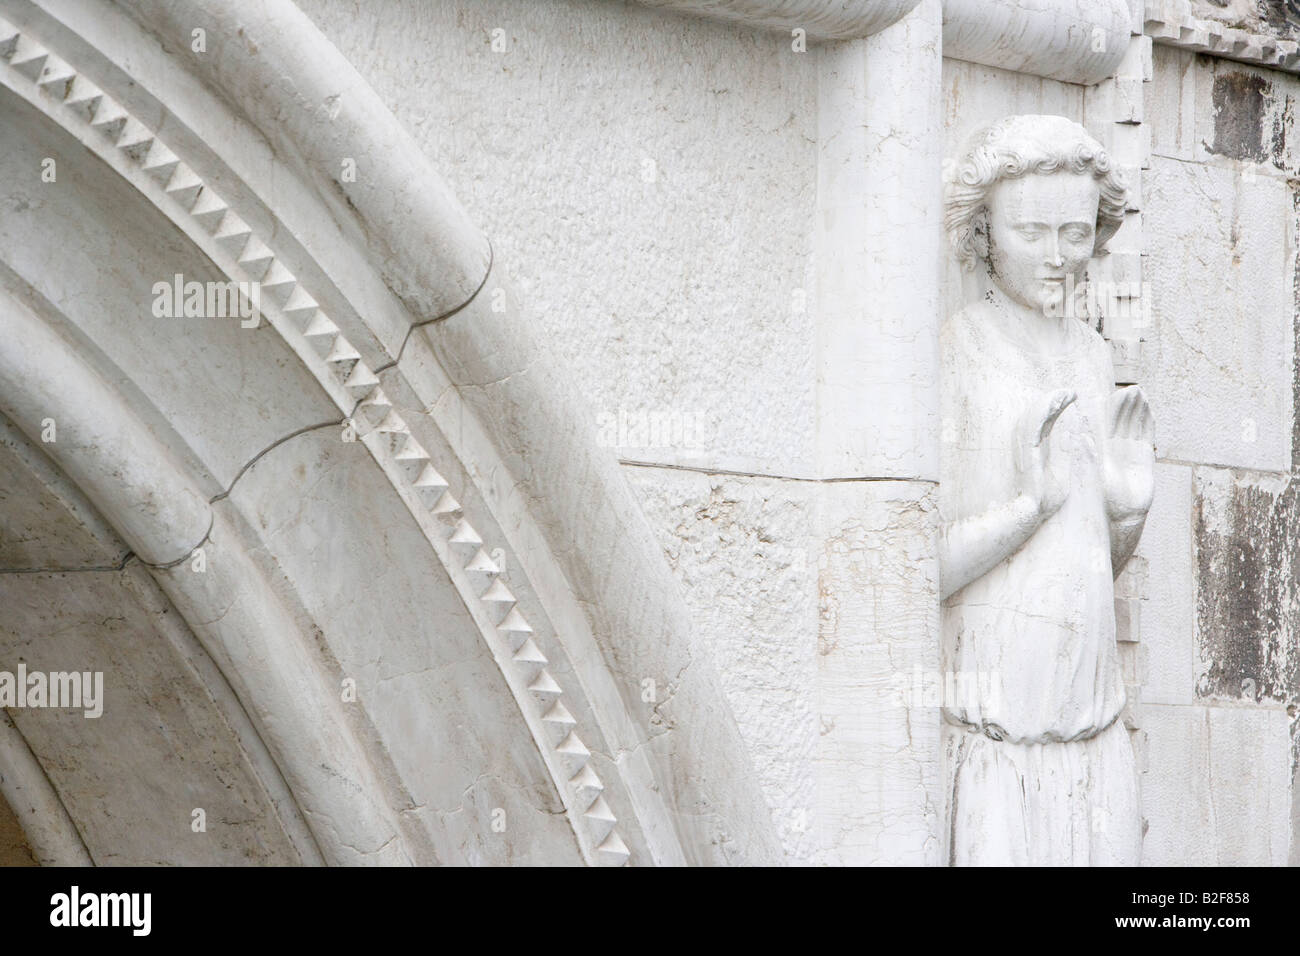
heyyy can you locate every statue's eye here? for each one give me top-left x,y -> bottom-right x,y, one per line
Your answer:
1063,227 -> 1091,243
1016,226 -> 1041,240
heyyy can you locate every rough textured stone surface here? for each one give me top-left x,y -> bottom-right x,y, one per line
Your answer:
626,466 -> 817,859
816,481 -> 940,865
1143,157 -> 1293,472
1135,463 -> 1195,705
296,0 -> 819,476
0,790 -> 34,866
1143,701 -> 1291,864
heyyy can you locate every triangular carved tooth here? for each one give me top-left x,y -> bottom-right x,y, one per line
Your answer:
585,796 -> 616,824
34,55 -> 75,97
189,188 -> 228,228
238,234 -> 273,263
556,731 -> 589,760
164,164 -> 205,210
394,435 -> 427,460
332,361 -> 359,383
324,336 -> 361,364
480,579 -> 515,604
498,607 -> 532,633
542,700 -> 576,727
465,547 -> 498,574
512,638 -> 547,665
9,37 -> 48,81
343,363 -> 380,393
330,356 -> 361,385
557,731 -> 591,776
585,802 -> 618,846
0,24 -> 20,60
302,311 -> 339,338
259,262 -> 296,301
358,388 -> 393,427
449,519 -> 481,545
570,764 -> 603,798
213,210 -> 249,238
116,117 -> 154,162
212,211 -> 252,254
360,385 -> 390,408
141,140 -> 180,182
375,410 -> 408,434
528,670 -> 563,698
595,831 -> 629,864
413,463 -> 447,489
236,237 -> 274,279
281,285 -> 318,315
89,96 -> 128,140
430,491 -> 460,516
63,76 -> 103,120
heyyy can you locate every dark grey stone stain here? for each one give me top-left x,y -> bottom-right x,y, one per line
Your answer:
1193,477 -> 1298,705
1271,91 -> 1293,171
1209,70 -> 1272,164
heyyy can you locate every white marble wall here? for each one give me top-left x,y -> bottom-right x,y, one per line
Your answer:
291,0 -> 1297,864
1137,43 -> 1297,865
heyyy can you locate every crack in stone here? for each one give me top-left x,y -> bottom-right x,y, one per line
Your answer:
382,237 -> 494,375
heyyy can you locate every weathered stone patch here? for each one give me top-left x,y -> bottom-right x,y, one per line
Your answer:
1207,64 -> 1293,172
1193,467 -> 1298,706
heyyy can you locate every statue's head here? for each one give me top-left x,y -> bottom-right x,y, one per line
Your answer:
944,115 -> 1127,316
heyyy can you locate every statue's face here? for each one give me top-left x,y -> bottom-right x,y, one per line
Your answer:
985,171 -> 1100,316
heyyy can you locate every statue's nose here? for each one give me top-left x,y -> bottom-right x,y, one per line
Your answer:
1045,235 -> 1064,267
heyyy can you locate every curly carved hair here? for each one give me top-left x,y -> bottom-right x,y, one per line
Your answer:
944,115 -> 1128,271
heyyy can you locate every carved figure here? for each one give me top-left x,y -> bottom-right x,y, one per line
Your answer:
940,115 -> 1154,865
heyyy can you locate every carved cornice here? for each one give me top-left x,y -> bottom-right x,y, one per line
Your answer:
633,0 -> 1133,84
632,0 -> 921,40
942,0 -> 1133,86
1145,0 -> 1300,73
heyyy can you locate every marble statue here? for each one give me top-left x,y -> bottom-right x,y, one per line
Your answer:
939,115 -> 1154,865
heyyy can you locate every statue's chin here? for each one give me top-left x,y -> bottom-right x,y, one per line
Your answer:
1040,290 -> 1065,317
